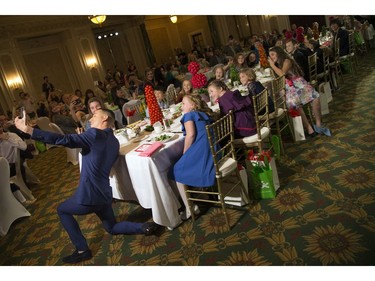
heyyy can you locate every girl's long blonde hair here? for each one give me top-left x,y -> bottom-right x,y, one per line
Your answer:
183,94 -> 218,120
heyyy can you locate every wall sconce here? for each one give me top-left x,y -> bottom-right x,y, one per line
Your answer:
7,76 -> 22,89
170,15 -> 178,24
88,15 -> 106,26
86,57 -> 98,68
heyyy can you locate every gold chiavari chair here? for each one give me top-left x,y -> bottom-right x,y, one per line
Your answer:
269,75 -> 295,154
233,88 -> 273,154
184,111 -> 250,231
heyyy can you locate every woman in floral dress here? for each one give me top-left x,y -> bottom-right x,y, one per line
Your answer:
268,46 -> 330,137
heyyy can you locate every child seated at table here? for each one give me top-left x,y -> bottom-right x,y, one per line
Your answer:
239,68 -> 275,113
170,94 -> 218,220
154,85 -> 169,110
208,79 -> 256,138
176,79 -> 193,103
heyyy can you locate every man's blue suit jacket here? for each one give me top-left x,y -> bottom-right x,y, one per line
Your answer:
32,127 -> 119,205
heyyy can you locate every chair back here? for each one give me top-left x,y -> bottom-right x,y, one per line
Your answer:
0,157 -> 31,236
322,47 -> 331,83
308,52 -> 318,86
205,111 -> 236,177
122,99 -> 144,124
348,32 -> 355,56
49,122 -> 80,165
36,117 -> 54,133
49,122 -> 64,135
11,148 -> 35,200
166,84 -> 177,105
271,75 -> 287,118
333,38 -> 341,62
253,88 -> 270,133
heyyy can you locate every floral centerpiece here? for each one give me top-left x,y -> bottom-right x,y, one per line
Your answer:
144,84 -> 163,125
191,73 -> 207,89
188,61 -> 208,100
188,61 -> 200,75
229,64 -> 239,85
258,45 -> 269,68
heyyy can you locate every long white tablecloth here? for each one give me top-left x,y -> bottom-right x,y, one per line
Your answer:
124,134 -> 184,228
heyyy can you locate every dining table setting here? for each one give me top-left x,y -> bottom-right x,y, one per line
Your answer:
108,103 -> 187,229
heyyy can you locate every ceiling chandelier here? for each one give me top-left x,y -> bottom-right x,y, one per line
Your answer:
169,15 -> 178,24
88,15 -> 107,25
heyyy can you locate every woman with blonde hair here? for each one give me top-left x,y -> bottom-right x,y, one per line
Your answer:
170,94 -> 217,220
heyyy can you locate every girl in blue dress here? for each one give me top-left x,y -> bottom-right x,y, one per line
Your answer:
171,94 -> 218,220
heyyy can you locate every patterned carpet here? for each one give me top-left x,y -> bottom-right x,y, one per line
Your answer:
1,50 -> 374,267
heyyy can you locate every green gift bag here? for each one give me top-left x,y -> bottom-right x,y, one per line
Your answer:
340,58 -> 351,74
245,151 -> 276,200
251,168 -> 276,199
35,141 -> 47,153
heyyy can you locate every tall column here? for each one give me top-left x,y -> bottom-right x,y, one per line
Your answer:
207,16 -> 221,48
124,23 -> 152,78
213,16 -> 230,47
139,23 -> 155,67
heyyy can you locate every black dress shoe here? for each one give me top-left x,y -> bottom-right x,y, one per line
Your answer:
142,222 -> 162,236
62,249 -> 92,264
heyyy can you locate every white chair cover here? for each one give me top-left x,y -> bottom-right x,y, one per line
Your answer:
49,123 -> 80,165
36,116 -> 58,150
122,100 -> 143,125
0,157 -> 31,237
9,149 -> 35,200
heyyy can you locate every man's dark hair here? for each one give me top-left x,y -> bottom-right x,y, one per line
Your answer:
99,108 -> 115,128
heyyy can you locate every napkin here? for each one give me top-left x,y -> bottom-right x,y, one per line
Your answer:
138,141 -> 164,157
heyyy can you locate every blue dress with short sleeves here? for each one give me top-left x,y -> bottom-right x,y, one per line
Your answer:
171,111 -> 215,188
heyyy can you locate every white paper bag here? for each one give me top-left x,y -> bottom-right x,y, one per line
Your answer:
269,158 -> 280,192
223,168 -> 249,206
319,83 -> 330,116
323,82 -> 332,103
292,116 -> 306,141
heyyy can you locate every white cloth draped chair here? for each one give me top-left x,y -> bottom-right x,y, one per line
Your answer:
49,122 -> 80,165
36,116 -> 59,150
122,100 -> 144,125
0,157 -> 31,237
10,149 -> 35,201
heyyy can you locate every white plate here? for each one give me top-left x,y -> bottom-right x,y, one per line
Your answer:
151,133 -> 176,143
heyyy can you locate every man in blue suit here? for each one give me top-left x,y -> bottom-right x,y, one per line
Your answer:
15,108 -> 160,264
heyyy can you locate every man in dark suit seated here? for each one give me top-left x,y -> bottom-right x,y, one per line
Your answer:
330,18 -> 350,56
285,38 -> 310,82
15,108 -> 161,264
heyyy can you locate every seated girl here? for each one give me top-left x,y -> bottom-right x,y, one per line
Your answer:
208,79 -> 256,138
239,68 -> 275,113
268,46 -> 331,137
176,79 -> 193,103
170,94 -> 217,220
207,64 -> 226,84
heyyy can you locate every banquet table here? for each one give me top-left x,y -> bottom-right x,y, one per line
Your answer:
112,116 -> 185,229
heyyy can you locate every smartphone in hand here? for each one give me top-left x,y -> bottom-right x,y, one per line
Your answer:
19,107 -> 25,119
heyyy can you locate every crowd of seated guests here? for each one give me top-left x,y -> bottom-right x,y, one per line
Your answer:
13,15 -> 367,148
